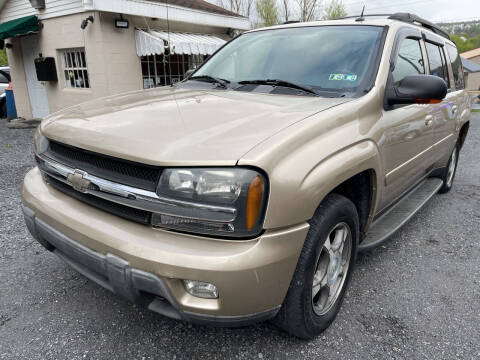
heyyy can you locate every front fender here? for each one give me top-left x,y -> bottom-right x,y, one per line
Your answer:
261,140 -> 382,229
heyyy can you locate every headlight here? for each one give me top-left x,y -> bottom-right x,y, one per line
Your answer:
153,168 -> 268,238
34,128 -> 49,155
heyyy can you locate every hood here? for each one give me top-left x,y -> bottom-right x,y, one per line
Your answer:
42,87 -> 350,166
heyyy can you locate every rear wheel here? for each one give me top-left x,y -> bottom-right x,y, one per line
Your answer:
439,142 -> 459,194
272,194 -> 358,339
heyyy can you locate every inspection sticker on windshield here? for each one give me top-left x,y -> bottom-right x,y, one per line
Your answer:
329,73 -> 357,82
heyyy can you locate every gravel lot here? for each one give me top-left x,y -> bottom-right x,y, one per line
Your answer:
1,115 -> 479,360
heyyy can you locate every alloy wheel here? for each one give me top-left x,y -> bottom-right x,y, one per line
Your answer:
446,148 -> 457,188
312,222 -> 352,316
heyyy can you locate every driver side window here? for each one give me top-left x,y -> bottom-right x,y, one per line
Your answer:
392,38 -> 425,86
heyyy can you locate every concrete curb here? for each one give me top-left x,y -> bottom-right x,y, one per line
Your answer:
6,118 -> 41,129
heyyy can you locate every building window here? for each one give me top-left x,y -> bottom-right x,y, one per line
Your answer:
61,48 -> 90,89
141,54 -> 205,89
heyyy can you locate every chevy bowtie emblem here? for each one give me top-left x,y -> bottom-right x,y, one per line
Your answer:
67,170 -> 91,193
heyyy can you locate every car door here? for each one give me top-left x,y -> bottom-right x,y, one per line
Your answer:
423,38 -> 458,164
0,71 -> 9,94
379,29 -> 437,210
445,42 -> 470,134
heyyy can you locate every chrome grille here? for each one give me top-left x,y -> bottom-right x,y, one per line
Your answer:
35,153 -> 236,227
45,140 -> 161,191
45,174 -> 152,224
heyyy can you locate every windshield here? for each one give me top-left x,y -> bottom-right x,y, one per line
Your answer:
192,25 -> 384,97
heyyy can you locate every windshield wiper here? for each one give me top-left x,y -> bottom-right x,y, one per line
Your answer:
189,75 -> 229,88
237,79 -> 319,96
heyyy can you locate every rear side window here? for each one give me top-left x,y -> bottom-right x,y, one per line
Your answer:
425,42 -> 450,88
0,73 -> 8,84
392,38 -> 425,86
446,44 -> 465,90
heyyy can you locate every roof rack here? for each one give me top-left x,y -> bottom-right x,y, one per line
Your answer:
388,13 -> 450,40
338,12 -> 450,40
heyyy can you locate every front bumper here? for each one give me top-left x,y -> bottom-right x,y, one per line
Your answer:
22,167 -> 309,326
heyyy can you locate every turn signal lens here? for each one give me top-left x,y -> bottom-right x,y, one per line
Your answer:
246,176 -> 263,230
415,98 -> 442,104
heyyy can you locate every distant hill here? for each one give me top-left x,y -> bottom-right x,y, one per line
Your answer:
438,20 -> 480,37
437,20 -> 480,53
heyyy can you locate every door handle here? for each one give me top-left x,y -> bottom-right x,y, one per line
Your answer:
425,115 -> 433,127
451,105 -> 458,116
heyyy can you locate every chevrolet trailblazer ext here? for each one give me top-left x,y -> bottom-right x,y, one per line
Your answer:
22,13 -> 470,338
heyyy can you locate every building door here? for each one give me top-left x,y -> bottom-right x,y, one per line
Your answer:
20,34 -> 50,118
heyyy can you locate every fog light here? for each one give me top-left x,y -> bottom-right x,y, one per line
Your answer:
183,280 -> 218,299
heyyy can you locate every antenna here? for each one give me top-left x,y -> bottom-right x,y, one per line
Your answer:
356,5 -> 366,22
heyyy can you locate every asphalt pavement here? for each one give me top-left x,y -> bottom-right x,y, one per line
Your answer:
0,115 -> 479,360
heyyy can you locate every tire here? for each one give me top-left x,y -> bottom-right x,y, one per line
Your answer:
0,99 -> 6,119
272,193 -> 359,339
438,141 -> 459,194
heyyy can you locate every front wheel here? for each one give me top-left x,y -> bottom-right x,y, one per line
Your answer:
272,194 -> 359,339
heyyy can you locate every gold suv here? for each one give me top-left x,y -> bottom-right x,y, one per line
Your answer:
22,13 -> 470,338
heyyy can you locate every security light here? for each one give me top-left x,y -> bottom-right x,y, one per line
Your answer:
29,0 -> 45,9
115,16 -> 129,29
81,16 -> 94,30
226,28 -> 235,38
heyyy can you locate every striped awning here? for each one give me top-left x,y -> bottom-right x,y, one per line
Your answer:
135,29 -> 226,56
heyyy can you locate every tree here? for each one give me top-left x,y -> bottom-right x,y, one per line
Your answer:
0,49 -> 8,66
451,33 -> 480,53
280,0 -> 292,22
322,0 -> 347,20
256,0 -> 279,27
244,0 -> 254,17
295,0 -> 319,22
217,0 -> 255,17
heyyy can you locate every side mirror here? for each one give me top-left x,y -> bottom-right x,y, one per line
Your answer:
386,75 -> 447,106
184,69 -> 195,79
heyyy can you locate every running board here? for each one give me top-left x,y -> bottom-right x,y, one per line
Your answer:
358,178 -> 443,252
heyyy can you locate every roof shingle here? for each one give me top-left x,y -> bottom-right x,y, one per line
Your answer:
461,58 -> 480,73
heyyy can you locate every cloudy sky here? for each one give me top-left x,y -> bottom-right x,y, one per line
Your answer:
342,0 -> 479,23
209,0 -> 479,23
